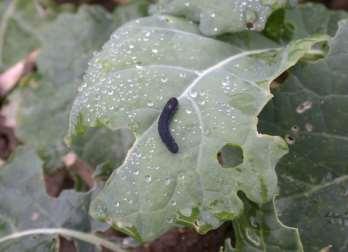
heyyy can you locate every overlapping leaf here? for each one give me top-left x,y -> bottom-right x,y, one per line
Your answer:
264,3 -> 348,43
69,14 -> 328,241
233,197 -> 303,252
151,0 -> 293,36
259,19 -> 348,251
0,147 -> 91,251
16,3 -> 147,171
0,0 -> 71,72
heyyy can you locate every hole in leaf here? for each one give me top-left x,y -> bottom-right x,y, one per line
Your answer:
217,144 -> 243,168
285,134 -> 295,145
246,22 -> 254,29
291,125 -> 300,133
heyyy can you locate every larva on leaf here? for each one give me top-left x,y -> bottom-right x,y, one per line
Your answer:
158,97 -> 179,153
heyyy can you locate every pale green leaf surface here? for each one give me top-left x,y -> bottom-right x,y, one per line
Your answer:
151,0 -> 293,36
258,19 -> 348,251
69,15 -> 328,241
0,147 -> 91,251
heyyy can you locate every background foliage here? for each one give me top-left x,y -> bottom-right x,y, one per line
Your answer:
0,0 -> 347,251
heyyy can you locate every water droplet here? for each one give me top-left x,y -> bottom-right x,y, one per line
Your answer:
179,73 -> 186,78
165,177 -> 171,185
296,101 -> 312,114
161,78 -> 168,83
171,201 -> 177,206
147,102 -> 154,107
152,49 -> 158,54
95,203 -> 107,219
115,201 -> 120,207
189,90 -> 198,98
145,175 -> 152,183
133,170 -> 139,176
285,134 -> 295,145
305,123 -> 313,132
185,109 -> 192,114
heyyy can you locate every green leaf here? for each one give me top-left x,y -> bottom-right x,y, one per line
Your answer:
0,147 -> 90,251
264,3 -> 348,43
69,15 -> 328,242
233,196 -> 303,252
0,0 -> 71,72
16,3 -> 147,171
70,120 -> 134,179
258,19 -> 348,251
151,0 -> 294,36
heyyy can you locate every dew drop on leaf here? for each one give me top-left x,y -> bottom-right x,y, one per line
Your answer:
189,90 -> 198,98
305,123 -> 314,132
165,177 -> 171,185
145,175 -> 152,183
160,78 -> 168,83
296,100 -> 312,114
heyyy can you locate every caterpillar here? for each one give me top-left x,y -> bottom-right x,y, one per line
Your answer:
158,97 -> 179,153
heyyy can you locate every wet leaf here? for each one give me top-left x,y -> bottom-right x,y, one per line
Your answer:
264,3 -> 348,43
151,0 -> 294,36
0,0 -> 71,72
259,19 -> 348,251
16,2 -> 147,171
233,196 -> 303,252
69,14 -> 328,242
70,121 -> 134,179
0,147 -> 91,251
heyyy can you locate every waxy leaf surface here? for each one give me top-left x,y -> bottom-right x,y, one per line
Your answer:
16,3 -> 147,171
70,15 -> 328,241
152,0 -> 293,36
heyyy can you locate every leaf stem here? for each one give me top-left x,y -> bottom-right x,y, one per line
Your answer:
0,228 -> 126,252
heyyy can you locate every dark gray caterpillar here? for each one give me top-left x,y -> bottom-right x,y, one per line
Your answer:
158,97 -> 179,153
